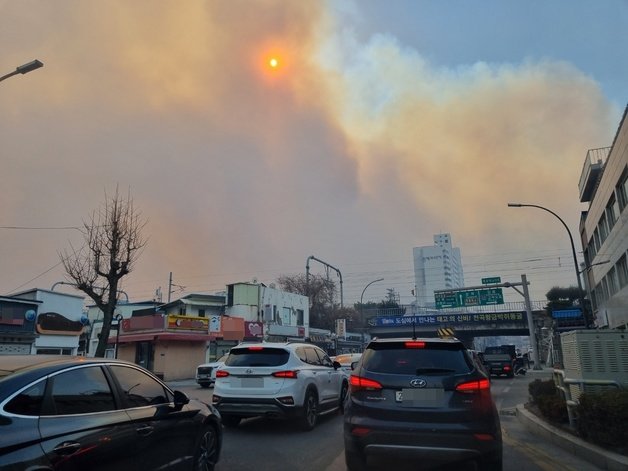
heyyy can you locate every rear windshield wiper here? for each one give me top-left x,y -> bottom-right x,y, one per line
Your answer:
414,368 -> 456,374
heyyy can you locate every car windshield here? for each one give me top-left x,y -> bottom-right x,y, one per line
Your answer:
362,342 -> 472,375
225,347 -> 290,367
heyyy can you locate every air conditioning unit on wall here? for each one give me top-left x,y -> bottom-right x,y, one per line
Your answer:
560,329 -> 628,400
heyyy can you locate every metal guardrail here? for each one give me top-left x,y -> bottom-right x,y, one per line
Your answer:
553,369 -> 621,428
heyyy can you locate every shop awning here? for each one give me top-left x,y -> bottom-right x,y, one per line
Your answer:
110,332 -> 212,344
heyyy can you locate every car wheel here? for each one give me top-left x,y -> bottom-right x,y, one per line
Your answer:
222,415 -> 241,428
300,390 -> 318,431
193,424 -> 219,471
339,381 -> 348,414
345,450 -> 366,471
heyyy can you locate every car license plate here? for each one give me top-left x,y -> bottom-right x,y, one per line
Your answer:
198,374 -> 209,379
241,377 -> 264,387
396,388 -> 443,407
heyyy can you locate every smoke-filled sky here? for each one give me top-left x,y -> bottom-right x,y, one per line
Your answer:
1,0 -> 626,307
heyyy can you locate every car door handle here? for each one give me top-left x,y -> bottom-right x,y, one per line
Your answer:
136,425 -> 154,436
53,441 -> 82,455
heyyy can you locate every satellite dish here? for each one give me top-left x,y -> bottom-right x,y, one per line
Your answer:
25,310 -> 36,322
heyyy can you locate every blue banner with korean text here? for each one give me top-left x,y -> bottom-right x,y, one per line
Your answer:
371,311 -> 527,327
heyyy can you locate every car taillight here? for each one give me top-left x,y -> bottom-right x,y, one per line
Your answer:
455,379 -> 490,393
503,365 -> 511,371
248,346 -> 264,351
349,375 -> 383,391
272,370 -> 298,379
216,370 -> 229,378
404,341 -> 426,349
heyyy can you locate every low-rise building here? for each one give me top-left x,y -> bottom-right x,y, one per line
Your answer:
12,289 -> 86,355
225,282 -> 309,341
0,296 -> 39,354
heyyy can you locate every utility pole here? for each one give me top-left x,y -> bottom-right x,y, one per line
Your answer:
168,272 -> 173,303
505,275 -> 542,371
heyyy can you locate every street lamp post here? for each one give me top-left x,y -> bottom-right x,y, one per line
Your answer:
360,278 -> 384,348
508,203 -> 589,327
0,59 -> 44,83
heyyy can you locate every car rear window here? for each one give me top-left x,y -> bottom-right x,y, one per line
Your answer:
225,347 -> 290,367
362,341 -> 472,375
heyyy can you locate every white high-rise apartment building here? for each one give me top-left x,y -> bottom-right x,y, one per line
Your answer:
413,233 -> 464,308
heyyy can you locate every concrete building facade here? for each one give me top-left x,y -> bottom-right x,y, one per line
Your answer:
579,106 -> 628,329
413,233 -> 465,308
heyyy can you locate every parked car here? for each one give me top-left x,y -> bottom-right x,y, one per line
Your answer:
212,342 -> 348,430
196,353 -> 229,388
344,337 -> 502,470
0,355 -> 222,471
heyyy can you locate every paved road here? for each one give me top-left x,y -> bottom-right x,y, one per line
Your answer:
170,370 -> 602,470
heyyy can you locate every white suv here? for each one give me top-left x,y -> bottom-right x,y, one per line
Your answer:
196,353 -> 228,388
212,342 -> 348,431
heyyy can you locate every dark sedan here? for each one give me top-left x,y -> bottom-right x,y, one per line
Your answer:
0,355 -> 222,471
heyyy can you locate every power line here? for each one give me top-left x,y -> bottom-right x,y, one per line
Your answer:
0,226 -> 81,231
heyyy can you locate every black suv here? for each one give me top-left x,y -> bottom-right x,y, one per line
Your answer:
344,337 -> 502,470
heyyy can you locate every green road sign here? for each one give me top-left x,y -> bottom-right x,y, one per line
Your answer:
481,277 -> 501,284
434,291 -> 459,309
435,287 -> 504,309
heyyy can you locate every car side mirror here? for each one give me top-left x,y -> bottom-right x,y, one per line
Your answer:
351,361 -> 359,370
173,390 -> 190,410
333,360 -> 341,370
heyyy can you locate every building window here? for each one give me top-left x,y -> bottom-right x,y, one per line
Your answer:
588,238 -> 596,260
178,307 -> 186,315
617,254 -> 628,288
198,309 -> 206,317
616,166 -> 628,211
598,213 -> 609,244
593,228 -> 601,252
606,194 -> 619,229
607,266 -> 619,296
36,348 -> 73,355
296,309 -> 304,326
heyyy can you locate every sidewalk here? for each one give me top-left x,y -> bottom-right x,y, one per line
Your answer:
516,367 -> 628,471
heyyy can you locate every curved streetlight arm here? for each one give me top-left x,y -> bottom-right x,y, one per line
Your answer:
508,203 -> 587,322
359,278 -> 384,348
360,278 -> 385,305
0,59 -> 43,83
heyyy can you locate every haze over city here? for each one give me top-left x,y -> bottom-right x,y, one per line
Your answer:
1,0 -> 626,306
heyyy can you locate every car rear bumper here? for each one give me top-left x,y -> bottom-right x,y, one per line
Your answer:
214,397 -> 301,419
344,420 -> 501,466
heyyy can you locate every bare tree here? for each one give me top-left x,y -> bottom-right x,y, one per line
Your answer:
60,187 -> 147,357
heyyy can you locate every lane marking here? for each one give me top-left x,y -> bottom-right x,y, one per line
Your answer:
502,427 -> 578,471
